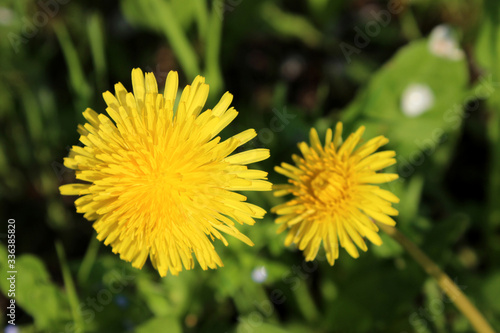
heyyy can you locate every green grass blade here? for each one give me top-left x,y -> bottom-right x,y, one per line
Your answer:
56,241 -> 84,331
149,0 -> 200,78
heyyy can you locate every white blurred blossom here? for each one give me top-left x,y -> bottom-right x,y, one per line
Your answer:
401,84 -> 434,117
428,24 -> 464,60
0,7 -> 14,25
4,325 -> 19,333
251,266 -> 268,283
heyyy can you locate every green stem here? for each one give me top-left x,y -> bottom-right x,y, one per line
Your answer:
56,241 -> 84,331
487,108 -> 500,228
194,0 -> 209,40
53,22 -> 92,111
87,12 -> 108,92
77,236 -> 100,283
204,1 -> 224,98
376,222 -> 494,333
292,281 -> 319,322
150,0 -> 200,78
400,7 -> 422,40
260,3 -> 322,48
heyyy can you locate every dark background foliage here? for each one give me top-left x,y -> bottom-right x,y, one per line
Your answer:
1,0 -> 499,332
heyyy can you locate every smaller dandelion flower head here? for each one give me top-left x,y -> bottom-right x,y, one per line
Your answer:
272,123 -> 399,265
401,83 -> 434,117
60,68 -> 272,276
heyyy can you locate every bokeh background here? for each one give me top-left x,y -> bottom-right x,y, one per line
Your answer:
1,0 -> 500,332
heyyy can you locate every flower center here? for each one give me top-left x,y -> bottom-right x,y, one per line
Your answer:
146,169 -> 185,196
307,168 -> 350,207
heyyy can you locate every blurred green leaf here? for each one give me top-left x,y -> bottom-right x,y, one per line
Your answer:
371,231 -> 404,258
0,246 -> 71,331
193,0 -> 208,39
170,0 -> 197,30
121,0 -> 201,78
260,2 -> 322,48
341,39 -> 468,167
54,22 -> 92,110
56,241 -> 84,331
398,172 -> 424,224
475,1 -> 500,78
236,319 -> 289,333
87,12 -> 108,91
422,213 -> 470,261
135,315 -> 182,333
423,278 -> 446,333
204,1 -> 224,99
137,277 -> 172,317
1,1 -> 499,332
481,271 -> 500,313
475,0 -> 500,229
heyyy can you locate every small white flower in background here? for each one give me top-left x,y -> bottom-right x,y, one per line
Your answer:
280,55 -> 304,81
251,266 -> 268,283
4,325 -> 19,333
401,84 -> 435,117
428,24 -> 464,60
0,7 -> 14,25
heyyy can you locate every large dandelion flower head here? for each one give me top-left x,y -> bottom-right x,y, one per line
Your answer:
272,123 -> 399,265
60,68 -> 272,276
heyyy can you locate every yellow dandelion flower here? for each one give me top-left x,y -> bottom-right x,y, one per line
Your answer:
272,122 -> 399,265
60,68 -> 272,276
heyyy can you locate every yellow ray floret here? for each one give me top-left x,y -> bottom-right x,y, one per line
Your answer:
272,122 -> 399,265
60,68 -> 272,276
